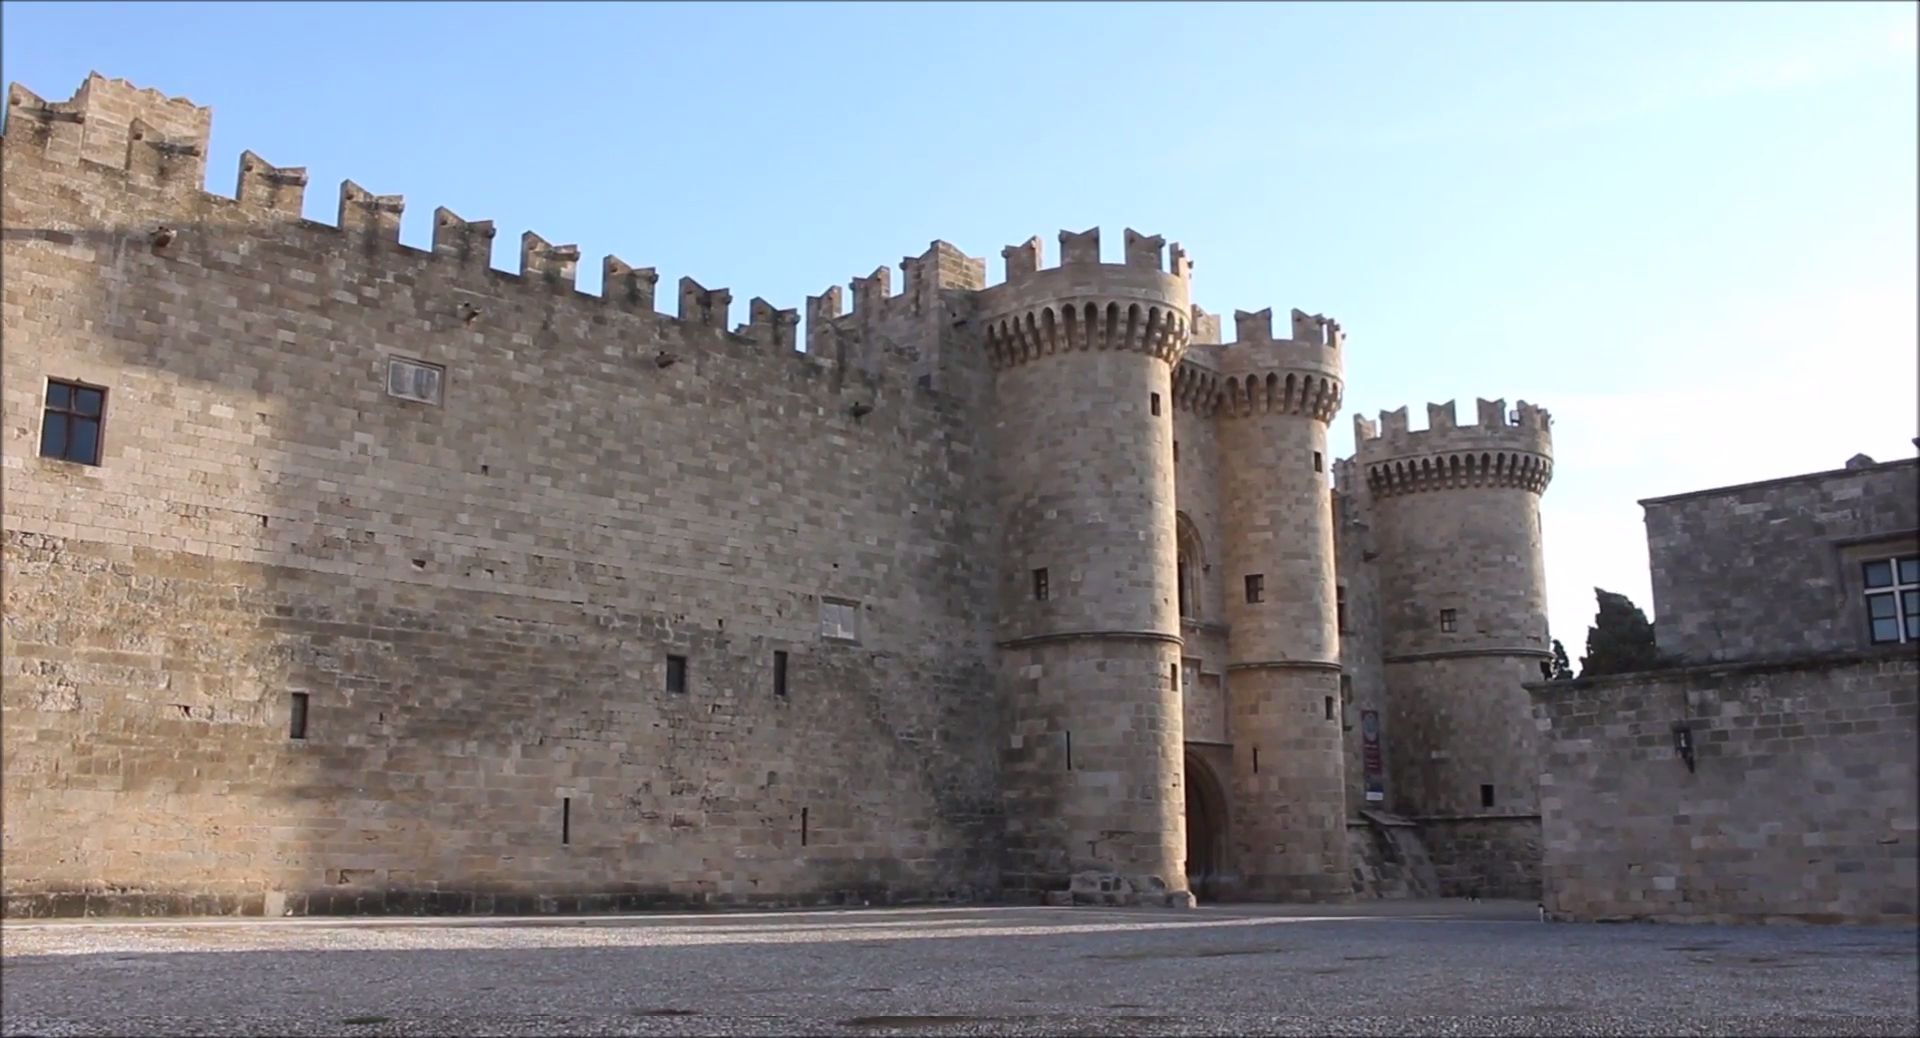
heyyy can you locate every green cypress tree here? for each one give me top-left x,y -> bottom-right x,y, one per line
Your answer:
1578,588 -> 1660,677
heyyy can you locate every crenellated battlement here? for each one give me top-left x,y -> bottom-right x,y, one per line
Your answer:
1230,307 -> 1344,350
1,72 -> 887,373
974,227 -> 1194,371
1167,306 -> 1345,421
985,227 -> 1194,292
1353,398 -> 1554,496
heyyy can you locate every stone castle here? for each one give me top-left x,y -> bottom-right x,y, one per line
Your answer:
0,73 -> 1555,917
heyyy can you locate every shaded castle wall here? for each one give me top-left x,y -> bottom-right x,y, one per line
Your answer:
1532,651 -> 1919,926
1333,469 -> 1391,817
1173,331 -> 1230,750
1,75 -> 1004,916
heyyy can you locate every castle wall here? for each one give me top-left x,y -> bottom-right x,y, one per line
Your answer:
1642,459 -> 1920,665
1,78 -> 1004,916
1531,650 -> 1919,926
3,70 -> 1584,918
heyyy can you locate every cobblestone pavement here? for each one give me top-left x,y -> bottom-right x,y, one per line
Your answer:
2,900 -> 1915,1036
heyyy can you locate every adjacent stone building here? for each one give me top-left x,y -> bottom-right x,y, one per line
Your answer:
1531,451 -> 1919,925
1,72 -> 1555,917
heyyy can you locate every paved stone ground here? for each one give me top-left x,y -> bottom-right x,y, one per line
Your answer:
1,900 -> 1915,1036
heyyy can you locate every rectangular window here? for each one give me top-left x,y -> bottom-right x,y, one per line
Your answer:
1324,695 -> 1335,721
1171,662 -> 1179,691
1173,441 -> 1180,463
1480,784 -> 1495,809
1863,555 -> 1920,644
665,654 -> 688,695
1245,574 -> 1264,604
288,692 -> 309,740
1440,608 -> 1457,633
1032,567 -> 1050,601
1150,393 -> 1162,416
773,650 -> 789,697
562,797 -> 572,845
1336,587 -> 1348,633
39,379 -> 105,466
1340,674 -> 1353,731
386,356 -> 445,406
820,599 -> 859,642
1313,450 -> 1324,473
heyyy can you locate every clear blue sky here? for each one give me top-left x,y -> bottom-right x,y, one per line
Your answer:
5,1 -> 1916,650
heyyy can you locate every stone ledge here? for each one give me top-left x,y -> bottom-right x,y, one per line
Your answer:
0,886 -> 991,921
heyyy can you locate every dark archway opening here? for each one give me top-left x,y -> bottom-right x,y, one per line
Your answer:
1184,753 -> 1228,902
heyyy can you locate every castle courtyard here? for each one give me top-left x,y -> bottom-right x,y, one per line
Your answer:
2,902 -> 1914,1037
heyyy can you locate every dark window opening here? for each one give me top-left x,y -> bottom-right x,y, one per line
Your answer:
1178,561 -> 1190,618
40,379 -> 105,466
562,796 -> 572,844
1171,663 -> 1180,691
1245,574 -> 1264,604
1065,730 -> 1073,771
1480,784 -> 1495,809
1340,675 -> 1354,732
288,692 -> 309,740
1336,587 -> 1348,633
1173,440 -> 1180,463
1440,608 -> 1458,633
774,650 -> 789,697
1313,450 -> 1324,472
666,654 -> 688,695
1150,393 -> 1162,416
1324,695 -> 1335,721
801,807 -> 809,846
1033,567 -> 1049,601
1252,746 -> 1260,774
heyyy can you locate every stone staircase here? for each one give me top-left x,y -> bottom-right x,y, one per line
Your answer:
1348,810 -> 1441,900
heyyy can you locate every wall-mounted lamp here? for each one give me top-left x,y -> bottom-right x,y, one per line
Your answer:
848,401 -> 873,420
1671,723 -> 1696,774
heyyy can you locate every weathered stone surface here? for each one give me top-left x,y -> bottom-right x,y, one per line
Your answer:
1531,651 -> 1919,925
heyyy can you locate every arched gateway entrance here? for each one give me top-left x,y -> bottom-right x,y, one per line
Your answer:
1184,752 -> 1229,902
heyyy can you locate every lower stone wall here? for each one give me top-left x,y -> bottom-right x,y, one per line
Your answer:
1529,650 -> 1919,926
1,534 -> 1004,918
1414,816 -> 1542,900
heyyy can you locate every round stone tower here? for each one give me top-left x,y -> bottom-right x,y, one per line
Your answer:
1215,307 -> 1351,901
1352,399 -> 1554,820
980,227 -> 1193,906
